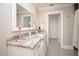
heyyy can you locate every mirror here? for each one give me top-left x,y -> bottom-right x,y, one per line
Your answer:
16,3 -> 32,29
12,3 -> 38,31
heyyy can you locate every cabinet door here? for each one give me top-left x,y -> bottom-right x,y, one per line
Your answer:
34,40 -> 44,56
8,45 -> 27,56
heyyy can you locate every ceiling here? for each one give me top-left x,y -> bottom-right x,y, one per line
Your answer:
33,3 -> 73,9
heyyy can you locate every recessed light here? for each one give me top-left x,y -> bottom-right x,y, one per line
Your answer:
49,4 -> 54,6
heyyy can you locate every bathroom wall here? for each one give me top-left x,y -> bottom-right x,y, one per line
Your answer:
0,3 -> 12,55
38,5 -> 74,47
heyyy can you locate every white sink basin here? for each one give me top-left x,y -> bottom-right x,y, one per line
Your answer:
23,38 -> 40,48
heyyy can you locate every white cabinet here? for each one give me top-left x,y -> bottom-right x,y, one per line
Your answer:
8,45 -> 27,56
7,38 -> 47,56
34,40 -> 44,56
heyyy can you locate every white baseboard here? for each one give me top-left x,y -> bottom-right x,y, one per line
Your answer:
61,45 -> 73,49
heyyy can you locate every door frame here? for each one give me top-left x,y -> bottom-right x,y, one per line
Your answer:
47,11 -> 63,48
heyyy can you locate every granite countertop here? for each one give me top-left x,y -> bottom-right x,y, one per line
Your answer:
7,32 -> 46,49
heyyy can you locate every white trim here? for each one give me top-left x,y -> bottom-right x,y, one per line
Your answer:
47,11 -> 63,48
12,3 -> 17,31
61,45 -> 73,49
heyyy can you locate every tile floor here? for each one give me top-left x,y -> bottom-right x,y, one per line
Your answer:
46,38 -> 78,56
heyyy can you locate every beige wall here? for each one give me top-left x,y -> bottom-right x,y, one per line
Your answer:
38,6 -> 74,46
0,3 -> 12,55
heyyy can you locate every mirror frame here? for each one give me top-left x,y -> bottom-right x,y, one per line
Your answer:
12,3 -> 17,31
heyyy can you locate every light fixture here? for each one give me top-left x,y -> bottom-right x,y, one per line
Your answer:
49,4 -> 54,6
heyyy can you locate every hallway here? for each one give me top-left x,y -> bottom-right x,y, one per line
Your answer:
46,39 -> 77,56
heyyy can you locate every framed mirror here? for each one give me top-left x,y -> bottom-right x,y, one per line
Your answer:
16,3 -> 32,29
12,3 -> 37,31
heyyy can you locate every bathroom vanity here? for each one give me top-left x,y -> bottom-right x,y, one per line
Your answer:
6,3 -> 47,56
6,30 -> 47,56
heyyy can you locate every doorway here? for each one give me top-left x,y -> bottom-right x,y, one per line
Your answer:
49,14 -> 60,44
47,11 -> 63,48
